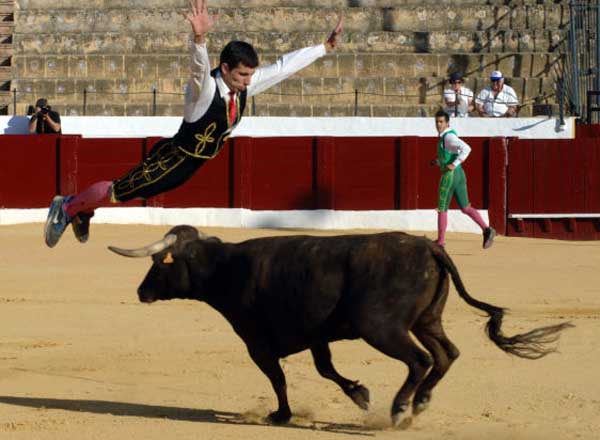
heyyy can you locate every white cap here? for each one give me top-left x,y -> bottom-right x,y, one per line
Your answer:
490,70 -> 503,80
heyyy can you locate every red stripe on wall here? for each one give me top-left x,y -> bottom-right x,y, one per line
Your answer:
151,140 -> 232,208
0,135 -> 58,208
60,136 -> 144,207
488,137 -> 508,234
329,137 -> 397,210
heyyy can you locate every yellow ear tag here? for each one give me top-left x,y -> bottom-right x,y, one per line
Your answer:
163,252 -> 174,264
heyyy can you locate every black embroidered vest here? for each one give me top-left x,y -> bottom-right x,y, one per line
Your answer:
173,69 -> 247,159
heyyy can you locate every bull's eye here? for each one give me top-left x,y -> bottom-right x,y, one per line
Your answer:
163,252 -> 174,264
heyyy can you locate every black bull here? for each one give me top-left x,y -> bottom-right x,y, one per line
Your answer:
109,225 -> 571,427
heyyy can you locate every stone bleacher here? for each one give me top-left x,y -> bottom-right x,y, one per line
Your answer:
11,0 -> 567,117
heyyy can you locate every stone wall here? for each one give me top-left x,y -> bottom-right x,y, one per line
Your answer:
12,0 -> 568,117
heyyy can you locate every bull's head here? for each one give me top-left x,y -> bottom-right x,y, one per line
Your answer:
108,225 -> 217,303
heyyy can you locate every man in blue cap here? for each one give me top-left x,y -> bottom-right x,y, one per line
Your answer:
475,70 -> 518,117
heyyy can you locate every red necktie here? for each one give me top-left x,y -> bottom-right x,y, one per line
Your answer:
228,91 -> 237,124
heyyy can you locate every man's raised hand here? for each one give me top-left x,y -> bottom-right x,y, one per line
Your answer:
184,0 -> 218,42
325,16 -> 344,52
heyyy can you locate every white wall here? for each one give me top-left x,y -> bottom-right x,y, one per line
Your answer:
0,116 -> 575,139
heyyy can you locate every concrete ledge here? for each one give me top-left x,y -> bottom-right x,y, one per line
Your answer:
0,207 -> 486,234
0,115 -> 576,139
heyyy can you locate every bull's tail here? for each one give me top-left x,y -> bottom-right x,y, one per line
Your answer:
430,244 -> 573,360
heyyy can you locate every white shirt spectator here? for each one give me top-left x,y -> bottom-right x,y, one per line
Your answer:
443,86 -> 474,118
475,84 -> 519,117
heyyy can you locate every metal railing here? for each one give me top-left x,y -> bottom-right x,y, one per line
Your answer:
10,87 -> 552,118
555,0 -> 600,123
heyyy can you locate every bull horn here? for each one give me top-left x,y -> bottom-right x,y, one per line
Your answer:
108,234 -> 177,258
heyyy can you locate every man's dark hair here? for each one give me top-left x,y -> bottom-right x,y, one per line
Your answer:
220,41 -> 259,70
435,109 -> 450,122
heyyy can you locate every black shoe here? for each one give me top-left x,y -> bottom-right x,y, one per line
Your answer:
483,227 -> 496,249
72,212 -> 94,243
44,195 -> 72,248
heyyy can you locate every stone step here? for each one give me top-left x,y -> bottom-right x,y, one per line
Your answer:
0,65 -> 10,78
14,30 -> 562,54
0,22 -> 13,35
15,0 -> 348,9
15,8 -> 378,34
13,0 -> 569,10
383,5 -> 567,32
0,90 -> 11,107
0,46 -> 11,60
13,52 -> 560,83
0,3 -> 13,14
15,6 -> 566,34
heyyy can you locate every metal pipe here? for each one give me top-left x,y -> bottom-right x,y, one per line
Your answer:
559,78 -> 565,127
152,88 -> 157,116
569,0 -> 581,116
83,88 -> 87,116
596,0 -> 600,121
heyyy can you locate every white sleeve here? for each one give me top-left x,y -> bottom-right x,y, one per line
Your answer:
246,44 -> 327,97
475,89 -> 487,105
184,42 -> 217,123
443,133 -> 471,166
464,87 -> 474,102
505,86 -> 519,105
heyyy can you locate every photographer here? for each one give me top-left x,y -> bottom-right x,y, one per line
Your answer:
29,98 -> 61,134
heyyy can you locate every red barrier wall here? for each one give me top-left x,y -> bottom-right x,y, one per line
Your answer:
60,136 -> 144,208
151,139 -> 232,208
0,135 -> 58,208
507,137 -> 600,240
1,131 -> 598,240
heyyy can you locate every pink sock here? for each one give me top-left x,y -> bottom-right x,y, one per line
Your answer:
64,181 -> 113,218
436,211 -> 447,245
461,206 -> 488,231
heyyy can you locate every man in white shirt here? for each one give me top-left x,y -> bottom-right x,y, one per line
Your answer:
475,70 -> 518,117
433,110 -> 496,249
443,72 -> 474,117
44,0 -> 344,247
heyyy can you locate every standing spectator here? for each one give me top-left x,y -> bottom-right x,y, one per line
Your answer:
28,98 -> 62,134
443,72 -> 474,117
475,71 -> 518,117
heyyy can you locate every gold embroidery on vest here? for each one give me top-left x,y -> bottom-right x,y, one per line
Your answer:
113,142 -> 186,199
193,122 -> 217,157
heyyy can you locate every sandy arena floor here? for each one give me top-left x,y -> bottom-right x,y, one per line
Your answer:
0,224 -> 599,440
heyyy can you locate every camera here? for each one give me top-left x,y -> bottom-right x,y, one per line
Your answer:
40,107 -> 49,115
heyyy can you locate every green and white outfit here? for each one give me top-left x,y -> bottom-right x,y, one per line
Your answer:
437,128 -> 472,212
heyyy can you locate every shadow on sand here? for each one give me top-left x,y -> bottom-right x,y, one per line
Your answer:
0,395 -> 377,436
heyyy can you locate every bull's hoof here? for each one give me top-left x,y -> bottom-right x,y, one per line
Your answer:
347,383 -> 370,410
267,409 -> 292,425
391,404 -> 412,430
412,394 -> 431,415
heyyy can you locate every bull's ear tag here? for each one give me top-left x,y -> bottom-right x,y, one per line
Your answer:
163,252 -> 174,264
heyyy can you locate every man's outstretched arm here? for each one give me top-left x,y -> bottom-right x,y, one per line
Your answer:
183,0 -> 219,122
247,16 -> 344,97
